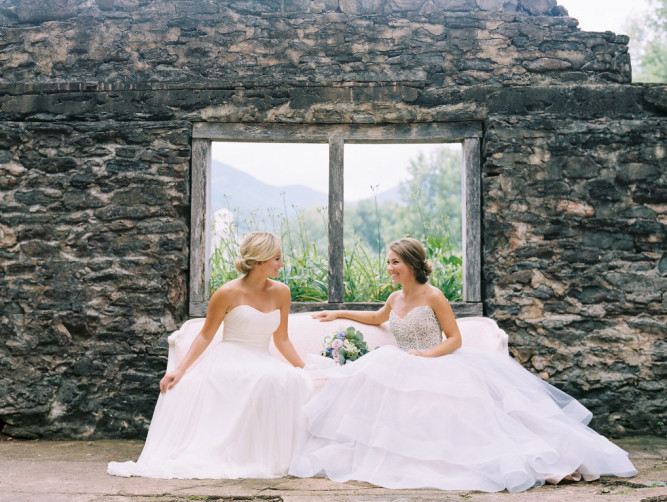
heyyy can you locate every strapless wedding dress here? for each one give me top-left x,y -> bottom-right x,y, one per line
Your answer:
289,306 -> 636,493
108,305 -> 314,479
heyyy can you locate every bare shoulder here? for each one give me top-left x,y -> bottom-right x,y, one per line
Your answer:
425,285 -> 458,333
210,278 -> 242,303
385,290 -> 400,309
205,279 -> 243,318
426,284 -> 449,306
269,279 -> 290,294
268,280 -> 291,302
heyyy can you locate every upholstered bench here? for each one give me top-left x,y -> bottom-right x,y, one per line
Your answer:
167,312 -> 509,371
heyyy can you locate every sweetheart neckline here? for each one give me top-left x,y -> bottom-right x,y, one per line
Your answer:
227,304 -> 280,316
390,305 -> 433,321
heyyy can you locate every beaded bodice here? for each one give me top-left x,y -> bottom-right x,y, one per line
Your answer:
389,306 -> 443,352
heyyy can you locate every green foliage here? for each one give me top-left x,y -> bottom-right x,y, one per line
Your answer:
210,226 -> 462,303
627,0 -> 667,83
423,234 -> 463,301
209,145 -> 463,302
279,241 -> 328,302
343,238 -> 397,302
209,217 -> 330,301
397,148 -> 462,248
346,147 -> 462,255
209,243 -> 240,290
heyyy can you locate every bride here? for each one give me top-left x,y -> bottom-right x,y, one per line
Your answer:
289,237 -> 637,493
108,232 -> 313,479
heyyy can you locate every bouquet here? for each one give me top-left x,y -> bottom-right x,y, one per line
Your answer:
322,326 -> 369,365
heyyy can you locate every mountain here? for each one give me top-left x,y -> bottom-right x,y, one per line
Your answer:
346,185 -> 404,208
211,161 -> 407,222
211,160 -> 328,217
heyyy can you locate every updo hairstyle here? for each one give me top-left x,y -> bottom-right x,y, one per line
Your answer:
388,238 -> 433,284
234,232 -> 282,275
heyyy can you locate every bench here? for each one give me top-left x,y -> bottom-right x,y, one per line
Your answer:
167,312 -> 509,371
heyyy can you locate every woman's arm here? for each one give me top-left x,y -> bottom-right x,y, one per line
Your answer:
311,298 -> 393,325
409,288 -> 462,358
160,287 -> 229,393
272,283 -> 305,368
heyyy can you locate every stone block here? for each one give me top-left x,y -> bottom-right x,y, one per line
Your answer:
16,0 -> 77,23
616,163 -> 661,183
585,179 -> 622,202
582,231 -> 635,251
0,224 -> 17,249
644,86 -> 667,113
476,0 -> 517,10
523,57 -> 572,71
517,0 -> 556,15
339,0 -> 385,14
431,0 -> 476,11
658,256 -> 667,277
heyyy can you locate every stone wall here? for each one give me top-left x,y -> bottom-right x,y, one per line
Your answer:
0,0 -> 630,86
0,0 -> 664,438
483,113 -> 666,435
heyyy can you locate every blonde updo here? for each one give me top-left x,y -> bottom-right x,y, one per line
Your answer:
234,232 -> 282,275
388,238 -> 433,284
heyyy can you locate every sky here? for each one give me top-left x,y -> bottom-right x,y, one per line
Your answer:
557,0 -> 651,34
212,142 -> 459,202
212,1 -> 652,201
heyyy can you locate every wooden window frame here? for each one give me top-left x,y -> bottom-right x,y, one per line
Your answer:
190,122 -> 482,317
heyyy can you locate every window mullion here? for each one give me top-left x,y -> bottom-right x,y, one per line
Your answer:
328,135 -> 344,303
462,137 -> 481,303
190,138 -> 211,316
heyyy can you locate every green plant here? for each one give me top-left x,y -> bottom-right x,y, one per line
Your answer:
279,241 -> 328,302
425,234 -> 463,301
343,237 -> 396,302
210,229 -> 462,302
209,145 -> 463,302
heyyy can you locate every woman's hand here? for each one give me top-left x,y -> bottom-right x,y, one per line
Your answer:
408,349 -> 426,357
160,369 -> 184,394
312,311 -> 338,322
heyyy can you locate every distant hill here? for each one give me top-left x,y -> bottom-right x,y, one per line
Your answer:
211,161 -> 406,219
211,160 -> 328,217
347,186 -> 403,207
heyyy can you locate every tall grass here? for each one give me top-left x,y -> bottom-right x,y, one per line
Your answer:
343,238 -> 396,302
209,215 -> 463,302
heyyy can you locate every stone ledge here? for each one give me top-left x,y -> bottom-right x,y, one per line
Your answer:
0,83 -> 661,122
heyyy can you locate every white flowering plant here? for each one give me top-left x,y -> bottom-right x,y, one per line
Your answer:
322,326 -> 370,365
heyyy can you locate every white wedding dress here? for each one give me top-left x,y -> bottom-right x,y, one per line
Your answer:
289,306 -> 637,493
108,305 -> 314,479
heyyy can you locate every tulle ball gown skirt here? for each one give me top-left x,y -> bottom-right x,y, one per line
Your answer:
108,307 -> 314,479
289,346 -> 637,493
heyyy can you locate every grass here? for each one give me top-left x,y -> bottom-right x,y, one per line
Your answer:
209,217 -> 463,303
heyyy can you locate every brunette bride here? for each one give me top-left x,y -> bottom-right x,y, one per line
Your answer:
289,237 -> 636,493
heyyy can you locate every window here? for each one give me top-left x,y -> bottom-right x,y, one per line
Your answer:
190,123 -> 482,316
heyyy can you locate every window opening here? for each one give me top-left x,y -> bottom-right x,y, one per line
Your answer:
190,123 -> 481,317
343,143 -> 463,303
209,142 -> 329,300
